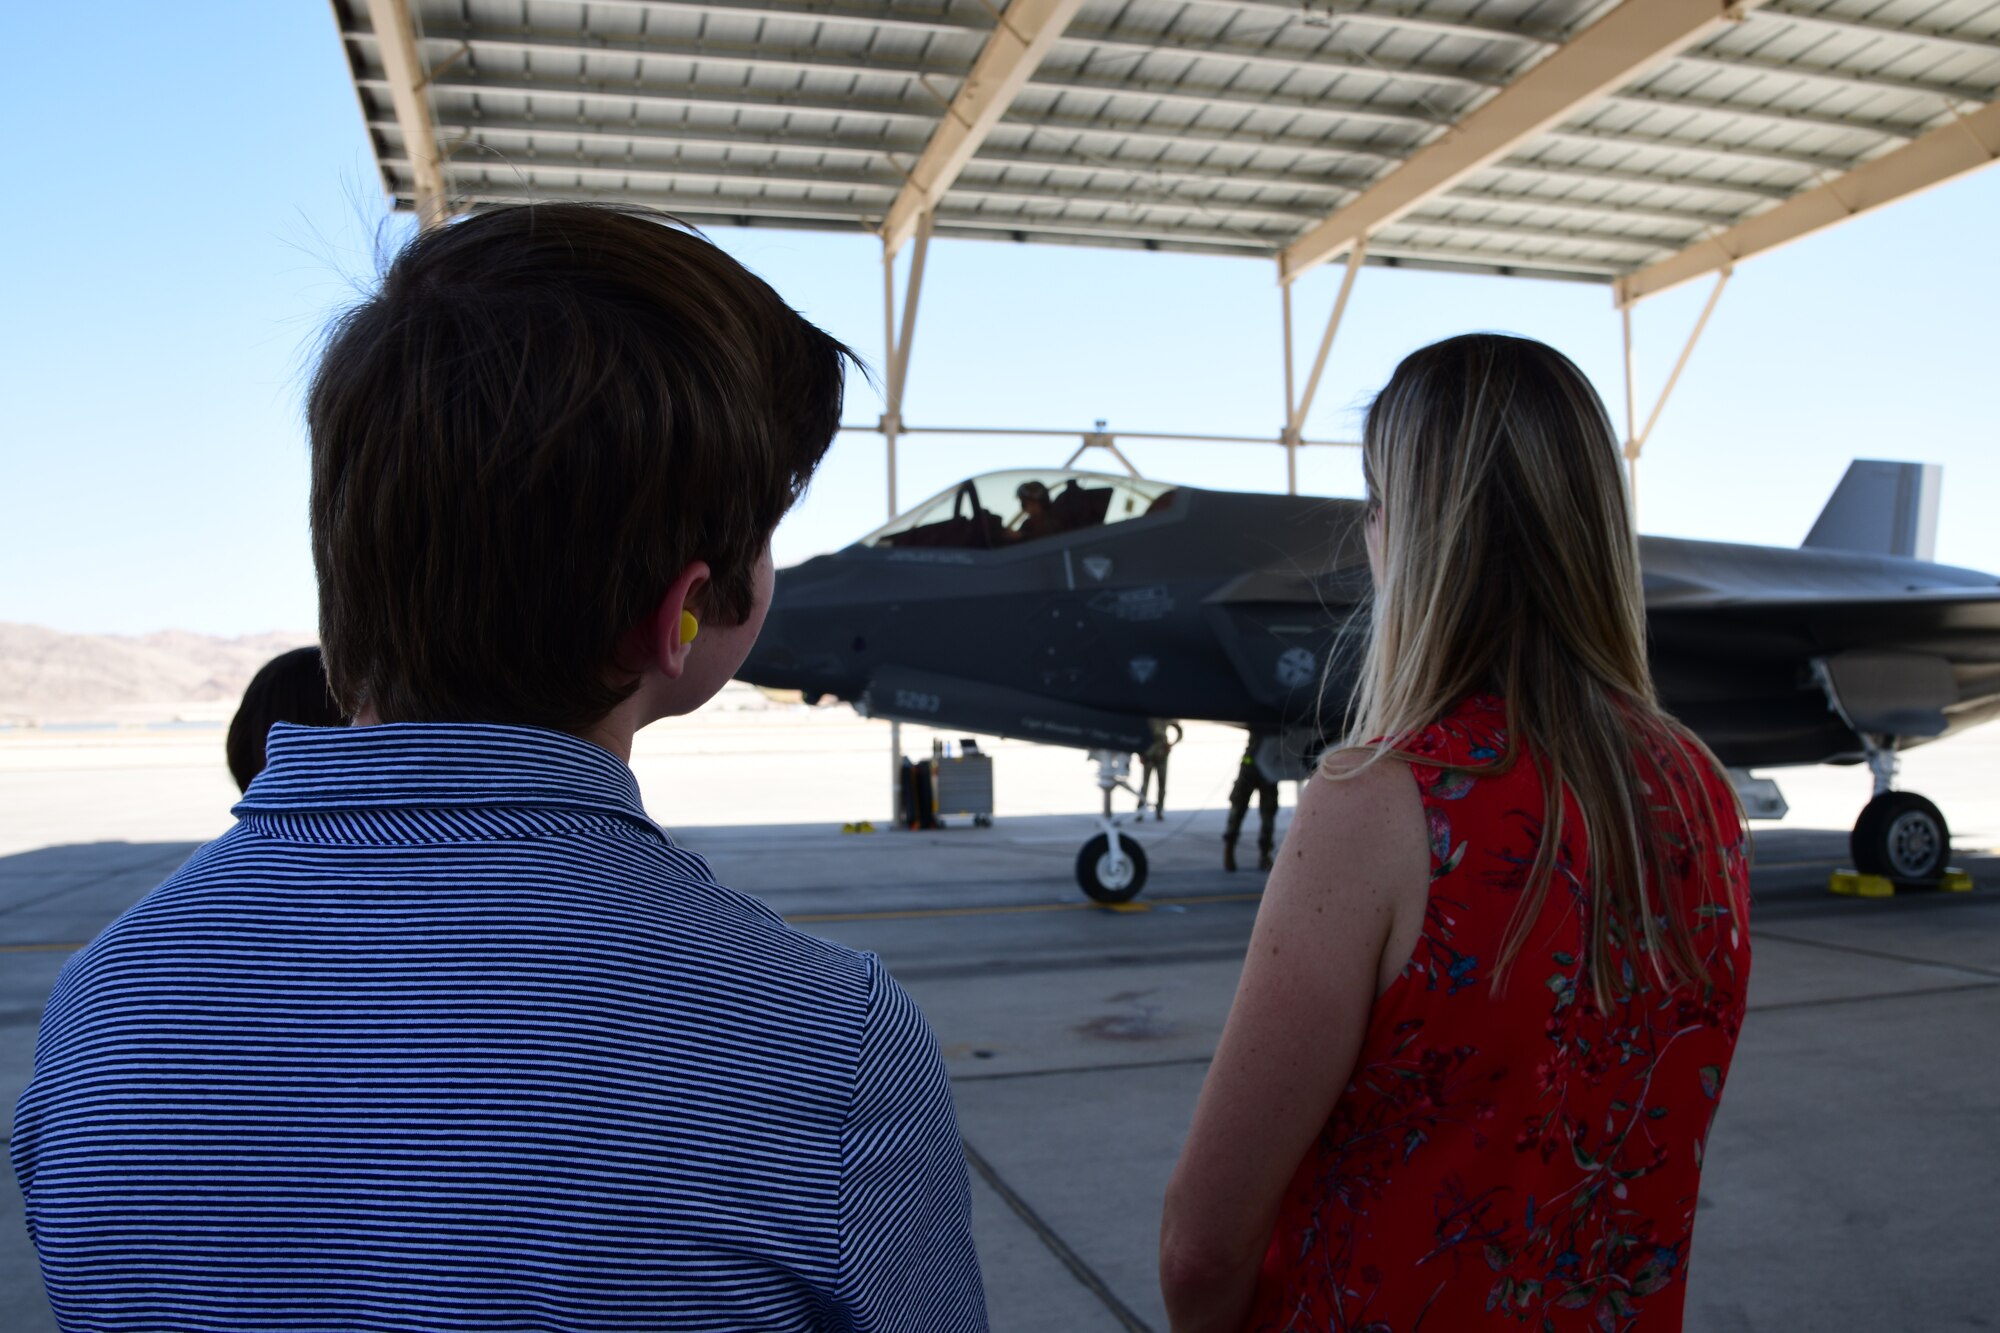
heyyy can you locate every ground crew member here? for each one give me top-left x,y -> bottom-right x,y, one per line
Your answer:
1224,736 -> 1279,873
1139,719 -> 1181,821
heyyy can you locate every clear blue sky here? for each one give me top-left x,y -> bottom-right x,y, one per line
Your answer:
3,2 -> 1996,637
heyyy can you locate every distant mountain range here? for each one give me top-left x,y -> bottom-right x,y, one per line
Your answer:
0,624 -> 796,726
0,623 -> 316,724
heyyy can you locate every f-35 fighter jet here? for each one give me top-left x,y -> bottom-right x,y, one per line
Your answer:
738,462 -> 2000,902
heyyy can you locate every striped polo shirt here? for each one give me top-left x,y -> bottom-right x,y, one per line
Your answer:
11,722 -> 986,1332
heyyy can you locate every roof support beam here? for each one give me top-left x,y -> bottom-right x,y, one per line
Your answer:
363,0 -> 450,227
1279,0 -> 1771,281
882,0 -> 1086,255
1615,97 -> 2000,302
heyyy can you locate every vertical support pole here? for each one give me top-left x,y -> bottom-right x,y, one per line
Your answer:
1280,273 -> 1299,496
1620,299 -> 1639,519
1621,266 -> 1731,528
880,246 -> 902,820
879,210 -> 935,822
881,256 -> 901,519
1285,239 -> 1367,494
880,209 -> 935,518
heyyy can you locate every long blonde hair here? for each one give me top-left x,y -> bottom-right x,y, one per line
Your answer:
1337,334 -> 1736,1006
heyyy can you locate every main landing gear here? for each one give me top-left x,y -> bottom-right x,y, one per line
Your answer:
1811,657 -> 1956,889
1076,749 -> 1150,904
1848,742 -> 1952,885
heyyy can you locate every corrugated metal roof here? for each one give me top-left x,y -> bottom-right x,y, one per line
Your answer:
333,0 -> 2000,284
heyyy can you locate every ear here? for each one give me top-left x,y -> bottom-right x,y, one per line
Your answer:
641,561 -> 713,681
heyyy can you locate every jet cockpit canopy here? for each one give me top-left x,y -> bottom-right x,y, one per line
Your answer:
863,469 -> 1178,551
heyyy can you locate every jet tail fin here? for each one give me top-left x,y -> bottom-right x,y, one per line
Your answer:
1803,459 -> 1940,560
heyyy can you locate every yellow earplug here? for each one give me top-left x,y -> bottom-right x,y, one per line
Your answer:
679,610 -> 700,645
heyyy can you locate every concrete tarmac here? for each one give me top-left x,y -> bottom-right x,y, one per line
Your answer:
4,726 -> 1998,1330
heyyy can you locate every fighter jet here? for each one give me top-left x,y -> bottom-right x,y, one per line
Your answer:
738,462 -> 2000,902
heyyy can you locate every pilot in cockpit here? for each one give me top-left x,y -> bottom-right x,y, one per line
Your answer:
1012,480 -> 1059,542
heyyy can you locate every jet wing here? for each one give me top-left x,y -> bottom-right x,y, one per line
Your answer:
1648,587 -> 2000,655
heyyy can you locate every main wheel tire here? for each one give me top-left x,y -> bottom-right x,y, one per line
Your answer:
1851,791 -> 1950,884
1076,833 -> 1149,904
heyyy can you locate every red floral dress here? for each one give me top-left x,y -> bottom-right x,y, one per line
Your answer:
1245,695 -> 1750,1332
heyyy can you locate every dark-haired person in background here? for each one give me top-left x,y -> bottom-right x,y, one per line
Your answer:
224,645 -> 344,790
12,205 -> 987,1332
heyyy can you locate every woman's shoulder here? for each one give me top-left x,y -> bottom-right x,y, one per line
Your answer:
1297,751 -> 1431,896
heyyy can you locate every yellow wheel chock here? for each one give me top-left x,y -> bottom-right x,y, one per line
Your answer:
1830,867 -> 1973,898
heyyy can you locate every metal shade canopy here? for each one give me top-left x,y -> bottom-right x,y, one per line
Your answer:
330,0 -> 2000,492
334,0 -> 2000,289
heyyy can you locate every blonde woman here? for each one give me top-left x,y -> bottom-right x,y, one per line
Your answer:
1161,335 -> 1750,1332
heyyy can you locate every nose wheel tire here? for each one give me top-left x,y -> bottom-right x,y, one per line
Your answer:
1077,833 -> 1149,904
1851,791 -> 1950,884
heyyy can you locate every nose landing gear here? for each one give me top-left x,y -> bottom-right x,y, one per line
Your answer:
1076,750 -> 1150,904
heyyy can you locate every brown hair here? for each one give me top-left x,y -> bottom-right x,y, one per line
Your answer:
307,204 -> 856,731
1336,333 -> 1740,1006
226,646 -> 345,791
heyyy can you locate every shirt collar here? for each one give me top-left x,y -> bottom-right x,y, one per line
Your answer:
235,721 -> 650,825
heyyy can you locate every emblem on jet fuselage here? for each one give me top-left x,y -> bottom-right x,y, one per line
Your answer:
1275,646 -> 1318,690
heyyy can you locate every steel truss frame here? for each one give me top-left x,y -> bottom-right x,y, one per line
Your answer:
360,0 -> 1998,523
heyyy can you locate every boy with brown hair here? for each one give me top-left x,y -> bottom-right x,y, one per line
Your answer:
12,205 -> 987,1331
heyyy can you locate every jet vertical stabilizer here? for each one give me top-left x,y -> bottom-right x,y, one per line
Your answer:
1803,459 -> 1941,560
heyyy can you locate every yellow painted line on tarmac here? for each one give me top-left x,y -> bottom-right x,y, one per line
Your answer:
788,892 -> 1264,925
